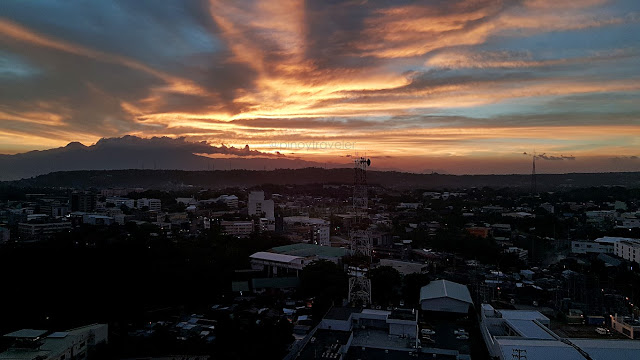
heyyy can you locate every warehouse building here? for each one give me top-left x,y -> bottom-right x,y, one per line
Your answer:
419,279 -> 473,314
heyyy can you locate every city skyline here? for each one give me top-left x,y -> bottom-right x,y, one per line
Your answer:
1,0 -> 640,174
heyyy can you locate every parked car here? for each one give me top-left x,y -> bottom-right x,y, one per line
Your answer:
421,328 -> 436,335
454,329 -> 468,335
595,327 -> 610,335
456,334 -> 469,340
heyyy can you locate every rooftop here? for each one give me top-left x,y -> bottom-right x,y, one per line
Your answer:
270,243 -> 349,259
325,307 -> 362,321
420,280 -> 472,304
3,330 -> 47,339
249,251 -> 302,263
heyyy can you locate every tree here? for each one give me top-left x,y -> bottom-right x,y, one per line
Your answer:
369,266 -> 402,305
300,260 -> 348,317
403,273 -> 430,306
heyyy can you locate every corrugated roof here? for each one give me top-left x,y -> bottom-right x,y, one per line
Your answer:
249,251 -> 302,263
419,279 -> 472,304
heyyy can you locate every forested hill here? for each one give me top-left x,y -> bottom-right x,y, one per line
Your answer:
4,168 -> 640,190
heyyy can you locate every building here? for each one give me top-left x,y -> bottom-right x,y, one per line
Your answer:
620,218 -> 640,229
176,197 -> 196,205
540,203 -> 555,214
611,314 -> 640,339
571,238 -> 616,254
220,220 -> 254,237
269,243 -> 349,265
614,238 -> 640,265
70,192 -> 96,212
18,221 -> 72,240
248,191 -> 274,220
258,217 -> 275,232
136,198 -> 161,211
105,197 -> 135,209
504,247 -> 528,261
467,226 -> 490,238
215,195 -> 238,209
0,226 -> 9,243
480,304 -> 640,360
249,243 -> 349,276
290,307 -> 420,360
51,205 -> 69,217
249,252 -> 306,276
0,324 -> 108,360
419,279 -> 473,314
283,216 -> 330,246
83,214 -> 115,226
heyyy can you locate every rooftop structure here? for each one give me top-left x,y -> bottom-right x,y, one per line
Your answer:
480,304 -> 640,360
419,280 -> 473,314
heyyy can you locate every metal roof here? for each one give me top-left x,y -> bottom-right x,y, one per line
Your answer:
504,319 -> 555,340
495,339 -> 585,360
3,329 -> 47,339
249,251 -> 302,263
500,310 -> 549,322
569,339 -> 640,360
419,279 -> 473,304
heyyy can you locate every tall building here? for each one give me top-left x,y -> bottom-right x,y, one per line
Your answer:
70,192 -> 96,212
248,191 -> 274,220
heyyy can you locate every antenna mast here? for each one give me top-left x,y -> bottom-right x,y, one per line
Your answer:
531,152 -> 537,194
348,156 -> 372,306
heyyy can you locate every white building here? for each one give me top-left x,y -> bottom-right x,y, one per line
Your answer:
419,279 -> 473,314
248,191 -> 274,220
221,220 -> 254,237
614,238 -> 640,265
137,198 -> 161,211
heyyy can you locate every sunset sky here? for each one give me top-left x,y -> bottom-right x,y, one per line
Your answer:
1,0 -> 639,174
